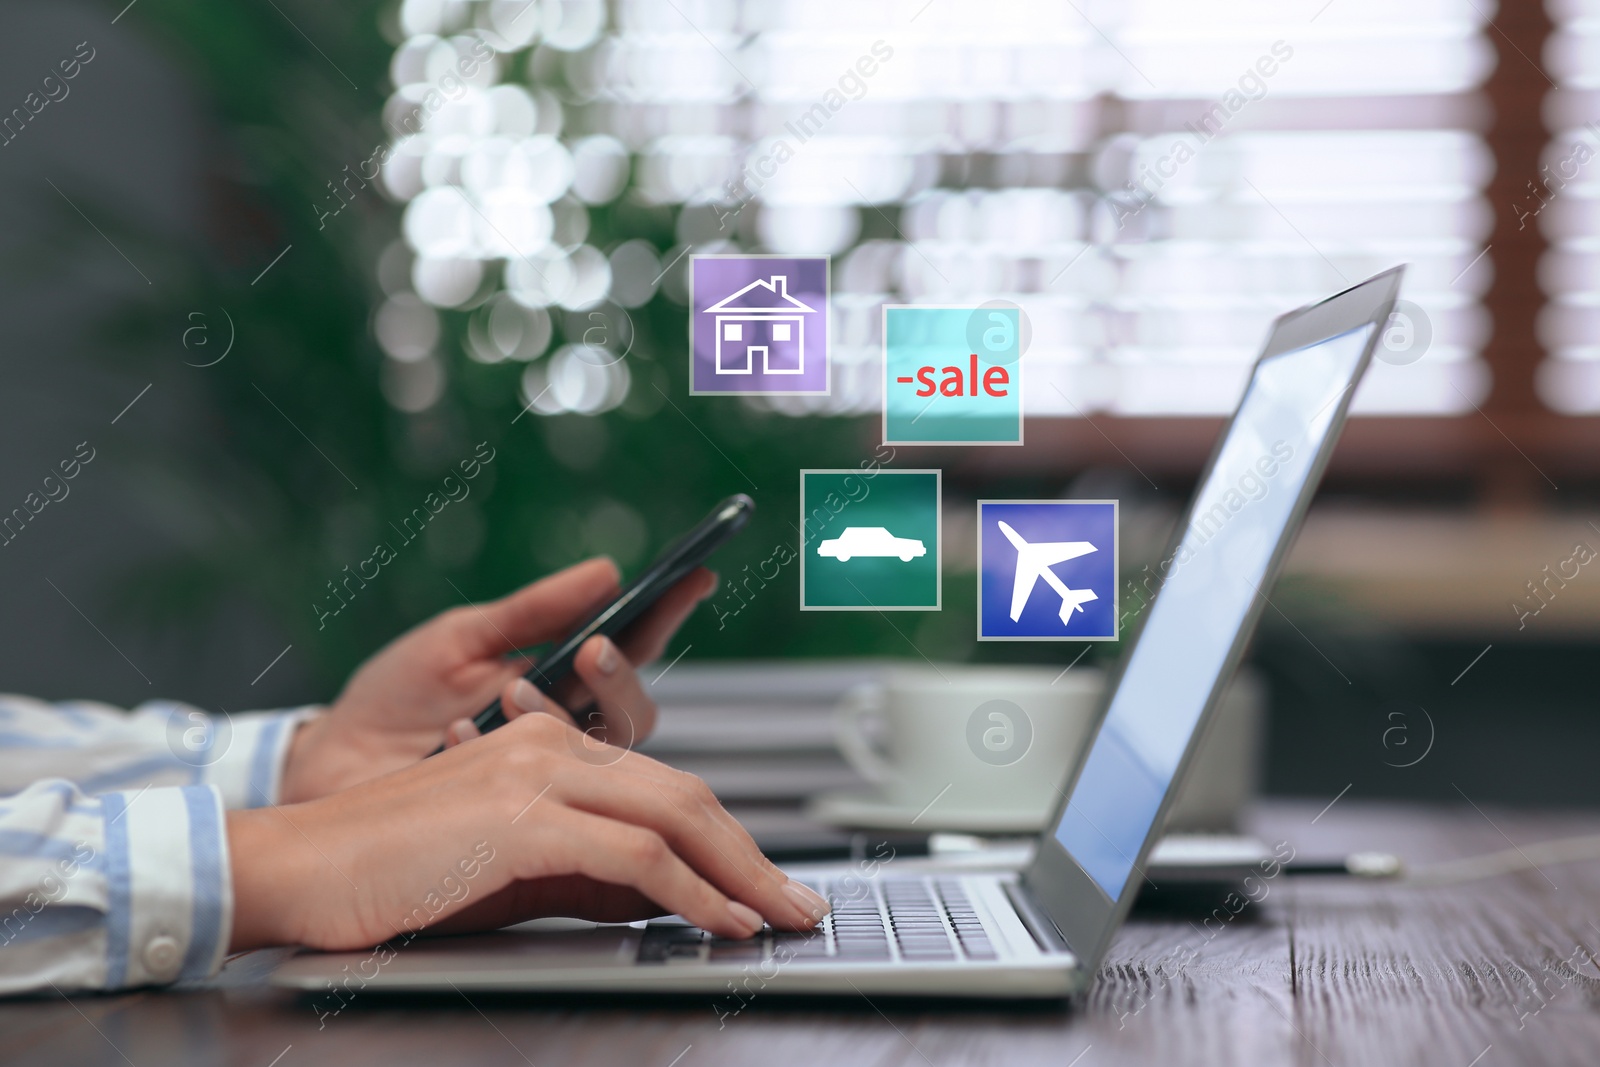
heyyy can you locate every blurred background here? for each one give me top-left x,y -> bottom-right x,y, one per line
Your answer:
1,0 -> 1596,808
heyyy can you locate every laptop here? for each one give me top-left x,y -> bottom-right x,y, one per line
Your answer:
272,266 -> 1403,1000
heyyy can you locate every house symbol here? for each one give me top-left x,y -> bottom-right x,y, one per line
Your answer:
702,275 -> 817,375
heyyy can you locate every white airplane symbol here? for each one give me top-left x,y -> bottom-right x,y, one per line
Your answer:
997,521 -> 1099,625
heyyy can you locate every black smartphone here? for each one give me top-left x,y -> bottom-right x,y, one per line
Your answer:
446,493 -> 754,746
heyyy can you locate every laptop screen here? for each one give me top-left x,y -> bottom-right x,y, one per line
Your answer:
1051,323 -> 1374,900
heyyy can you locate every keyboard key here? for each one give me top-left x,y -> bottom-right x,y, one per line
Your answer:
637,925 -> 706,963
708,941 -> 766,962
899,948 -> 956,961
772,941 -> 831,960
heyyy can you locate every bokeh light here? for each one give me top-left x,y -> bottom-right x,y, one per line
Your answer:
381,0 -> 1498,417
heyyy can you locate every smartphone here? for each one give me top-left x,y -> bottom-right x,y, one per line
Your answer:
449,493 -> 755,744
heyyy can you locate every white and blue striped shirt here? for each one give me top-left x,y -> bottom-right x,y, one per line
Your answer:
0,695 -> 313,994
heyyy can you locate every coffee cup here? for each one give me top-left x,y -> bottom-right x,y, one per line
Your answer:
830,664 -> 1261,832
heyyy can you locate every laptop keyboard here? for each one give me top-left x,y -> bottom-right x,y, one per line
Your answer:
638,877 -> 999,965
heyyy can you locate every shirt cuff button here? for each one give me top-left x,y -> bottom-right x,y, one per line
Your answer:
143,934 -> 182,980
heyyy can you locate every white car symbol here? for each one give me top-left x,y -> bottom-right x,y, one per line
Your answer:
816,526 -> 927,563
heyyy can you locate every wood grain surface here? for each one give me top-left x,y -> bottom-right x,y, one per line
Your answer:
5,800 -> 1599,1067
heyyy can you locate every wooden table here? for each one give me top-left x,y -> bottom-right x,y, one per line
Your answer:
7,800 -> 1600,1067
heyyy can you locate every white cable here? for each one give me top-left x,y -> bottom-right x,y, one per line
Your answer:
1402,832 -> 1600,887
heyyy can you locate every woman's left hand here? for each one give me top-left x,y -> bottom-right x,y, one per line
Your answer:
278,557 -> 716,803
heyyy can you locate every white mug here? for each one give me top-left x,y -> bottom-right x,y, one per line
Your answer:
835,666 -> 1102,820
834,665 -> 1262,831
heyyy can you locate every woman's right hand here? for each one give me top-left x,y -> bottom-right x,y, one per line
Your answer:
227,690 -> 830,953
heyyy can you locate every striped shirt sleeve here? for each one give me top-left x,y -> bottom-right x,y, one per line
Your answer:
0,694 -> 318,808
0,696 -> 321,993
0,779 -> 231,994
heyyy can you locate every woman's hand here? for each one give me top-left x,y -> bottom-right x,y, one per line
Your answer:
229,696 -> 829,951
279,557 -> 716,804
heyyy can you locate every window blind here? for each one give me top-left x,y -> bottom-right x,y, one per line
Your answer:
1540,0 -> 1600,413
376,0 -> 1497,420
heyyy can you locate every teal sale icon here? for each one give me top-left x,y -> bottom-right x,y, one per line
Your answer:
882,304 -> 1023,446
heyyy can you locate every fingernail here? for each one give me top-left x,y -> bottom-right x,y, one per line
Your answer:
511,678 -> 545,715
782,880 -> 830,923
726,900 -> 764,938
595,638 -> 620,676
451,719 -> 479,744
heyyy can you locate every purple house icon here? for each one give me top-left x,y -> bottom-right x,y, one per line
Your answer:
702,275 -> 817,375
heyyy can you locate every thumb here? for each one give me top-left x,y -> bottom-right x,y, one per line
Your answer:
499,677 -> 577,729
459,557 -> 620,655
443,718 -> 480,748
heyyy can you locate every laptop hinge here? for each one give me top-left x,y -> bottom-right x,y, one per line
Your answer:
1004,880 -> 1073,957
